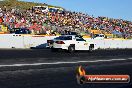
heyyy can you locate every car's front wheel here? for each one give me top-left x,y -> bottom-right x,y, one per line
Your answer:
89,45 -> 94,52
68,45 -> 75,53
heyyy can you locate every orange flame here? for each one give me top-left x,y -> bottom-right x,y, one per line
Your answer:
78,66 -> 86,76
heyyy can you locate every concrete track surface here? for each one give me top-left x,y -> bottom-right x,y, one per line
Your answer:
0,49 -> 132,88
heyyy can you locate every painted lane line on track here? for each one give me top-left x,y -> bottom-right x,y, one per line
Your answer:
0,58 -> 129,68
128,58 -> 132,60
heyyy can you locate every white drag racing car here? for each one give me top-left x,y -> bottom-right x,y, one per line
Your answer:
49,35 -> 95,53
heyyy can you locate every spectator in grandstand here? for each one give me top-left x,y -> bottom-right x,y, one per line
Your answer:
0,5 -> 131,38
0,17 -> 3,25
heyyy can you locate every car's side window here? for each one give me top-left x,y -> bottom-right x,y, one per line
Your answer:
76,37 -> 85,41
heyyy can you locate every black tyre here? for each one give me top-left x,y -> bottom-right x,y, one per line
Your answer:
89,45 -> 94,52
68,45 -> 75,53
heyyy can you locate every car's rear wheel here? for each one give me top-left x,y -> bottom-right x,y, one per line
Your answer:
68,45 -> 75,53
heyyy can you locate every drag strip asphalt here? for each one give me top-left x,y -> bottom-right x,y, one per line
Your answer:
0,49 -> 132,64
0,49 -> 132,88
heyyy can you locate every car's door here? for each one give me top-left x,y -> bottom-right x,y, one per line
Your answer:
75,37 -> 88,50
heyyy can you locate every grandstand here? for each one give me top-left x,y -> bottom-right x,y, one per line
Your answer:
0,0 -> 131,39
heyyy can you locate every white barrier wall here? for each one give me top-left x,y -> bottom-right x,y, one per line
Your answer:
85,38 -> 132,49
0,34 -> 57,49
25,35 -> 58,48
0,34 -> 24,48
0,34 -> 132,49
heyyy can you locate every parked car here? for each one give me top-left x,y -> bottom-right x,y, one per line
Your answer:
10,28 -> 31,34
